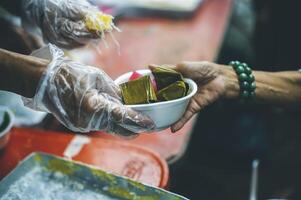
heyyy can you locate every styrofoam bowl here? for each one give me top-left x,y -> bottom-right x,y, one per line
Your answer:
115,69 -> 198,131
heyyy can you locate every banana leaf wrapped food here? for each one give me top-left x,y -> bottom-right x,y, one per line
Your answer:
120,66 -> 189,105
151,65 -> 183,90
120,76 -> 157,105
157,81 -> 187,101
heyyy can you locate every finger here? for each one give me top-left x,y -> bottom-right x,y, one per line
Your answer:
96,71 -> 122,99
54,36 -> 84,49
148,64 -> 157,71
110,103 -> 155,133
85,94 -> 155,134
40,21 -> 84,49
171,101 -> 199,133
110,124 -> 139,139
175,61 -> 196,77
148,64 -> 177,71
58,19 -> 100,42
176,61 -> 217,83
61,0 -> 93,21
149,63 -> 189,75
171,110 -> 194,133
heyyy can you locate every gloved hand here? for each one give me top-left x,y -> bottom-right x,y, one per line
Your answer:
22,0 -> 114,49
24,44 -> 154,137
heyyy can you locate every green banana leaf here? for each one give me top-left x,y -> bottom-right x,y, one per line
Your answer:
151,65 -> 184,90
157,81 -> 187,101
120,75 -> 157,105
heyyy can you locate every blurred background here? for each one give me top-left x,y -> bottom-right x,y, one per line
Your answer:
171,0 -> 301,199
1,0 -> 301,199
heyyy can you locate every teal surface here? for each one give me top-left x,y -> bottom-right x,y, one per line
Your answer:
0,152 -> 188,200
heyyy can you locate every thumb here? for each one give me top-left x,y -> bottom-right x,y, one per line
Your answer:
148,64 -> 177,71
148,62 -> 191,77
175,61 -> 200,78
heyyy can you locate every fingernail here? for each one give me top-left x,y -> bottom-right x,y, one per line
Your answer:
171,126 -> 178,133
148,64 -> 156,69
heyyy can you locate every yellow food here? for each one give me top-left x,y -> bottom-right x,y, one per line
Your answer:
85,12 -> 114,32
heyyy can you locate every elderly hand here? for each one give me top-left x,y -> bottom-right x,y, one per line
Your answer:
22,0 -> 110,49
167,61 -> 239,132
24,44 -> 154,137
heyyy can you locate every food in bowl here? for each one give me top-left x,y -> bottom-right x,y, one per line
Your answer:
115,66 -> 198,131
121,75 -> 157,105
120,65 -> 189,105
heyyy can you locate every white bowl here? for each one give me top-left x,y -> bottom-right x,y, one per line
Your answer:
115,69 -> 198,131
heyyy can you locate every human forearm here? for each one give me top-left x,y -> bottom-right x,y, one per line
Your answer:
170,61 -> 301,132
222,66 -> 301,106
0,48 -> 48,98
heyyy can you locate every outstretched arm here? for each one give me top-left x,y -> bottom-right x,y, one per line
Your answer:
221,65 -> 301,105
0,48 -> 47,98
1,45 -> 154,136
165,61 -> 301,132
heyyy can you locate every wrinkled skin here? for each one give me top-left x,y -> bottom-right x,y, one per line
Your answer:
164,61 -> 227,132
23,0 -> 100,49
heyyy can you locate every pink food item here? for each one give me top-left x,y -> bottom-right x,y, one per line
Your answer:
151,79 -> 158,92
129,71 -> 158,92
129,71 -> 143,81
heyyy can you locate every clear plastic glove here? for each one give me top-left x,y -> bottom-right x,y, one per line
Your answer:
22,0 -> 113,49
23,44 -> 154,137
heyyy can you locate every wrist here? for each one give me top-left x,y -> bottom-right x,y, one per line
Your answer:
22,57 -> 48,98
219,65 -> 240,99
25,63 -> 46,98
0,48 -> 48,98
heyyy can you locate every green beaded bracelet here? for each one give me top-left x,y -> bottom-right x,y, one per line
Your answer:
229,61 -> 256,101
